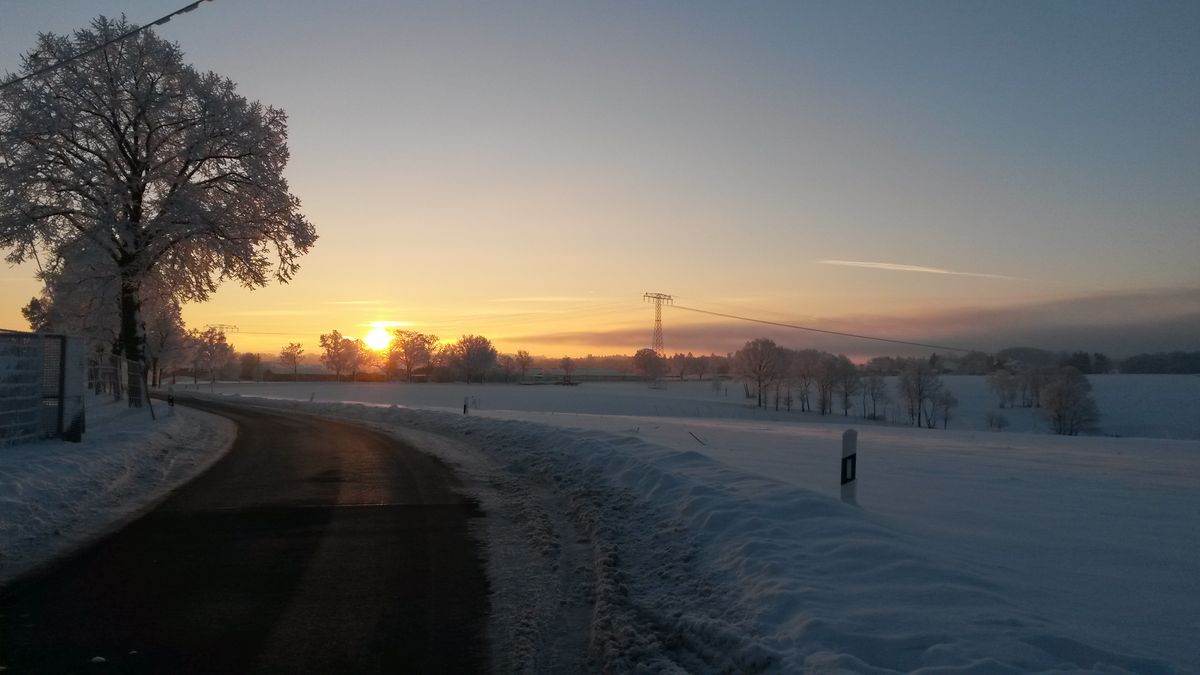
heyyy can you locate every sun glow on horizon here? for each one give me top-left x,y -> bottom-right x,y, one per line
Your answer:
363,327 -> 393,351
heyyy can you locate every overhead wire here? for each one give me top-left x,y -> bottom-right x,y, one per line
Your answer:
670,303 -> 974,354
0,1 -> 214,91
231,299 -> 978,356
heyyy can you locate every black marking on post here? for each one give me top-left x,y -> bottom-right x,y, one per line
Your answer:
841,453 -> 857,485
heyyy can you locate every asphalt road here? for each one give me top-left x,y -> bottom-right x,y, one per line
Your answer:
0,397 -> 489,674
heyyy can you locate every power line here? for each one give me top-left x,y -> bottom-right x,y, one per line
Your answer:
0,1 -> 214,92
671,303 -> 974,354
203,323 -> 239,333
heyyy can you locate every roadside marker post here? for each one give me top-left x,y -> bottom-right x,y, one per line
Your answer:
841,429 -> 858,506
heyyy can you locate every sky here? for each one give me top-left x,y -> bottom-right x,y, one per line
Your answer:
1,0 -> 1198,359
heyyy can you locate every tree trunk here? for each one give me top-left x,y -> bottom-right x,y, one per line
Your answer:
119,278 -> 144,407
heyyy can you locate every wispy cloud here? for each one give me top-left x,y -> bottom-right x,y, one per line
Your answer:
817,260 -> 1019,280
326,300 -> 385,305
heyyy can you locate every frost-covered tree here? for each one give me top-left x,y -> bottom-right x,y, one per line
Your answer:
986,369 -> 1019,408
21,253 -> 121,352
346,340 -> 370,382
861,367 -> 889,420
814,353 -> 840,415
26,253 -> 186,387
239,353 -> 262,381
497,354 -> 517,381
833,355 -> 860,417
929,389 -> 959,429
669,352 -> 692,380
453,335 -> 498,383
515,349 -> 533,381
142,296 -> 187,387
0,17 -> 316,403
632,348 -> 668,380
448,333 -> 499,381
388,330 -> 438,382
1016,366 -> 1050,408
278,343 -> 304,380
560,356 -> 576,383
319,330 -> 355,381
733,338 -> 786,408
190,327 -> 232,385
985,411 -> 1010,431
1040,367 -> 1099,436
897,358 -> 942,428
789,349 -> 821,412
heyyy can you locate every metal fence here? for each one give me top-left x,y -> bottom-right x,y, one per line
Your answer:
0,331 -> 86,446
86,353 -> 157,414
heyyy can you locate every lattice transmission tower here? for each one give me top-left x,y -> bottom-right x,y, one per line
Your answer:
643,292 -> 673,356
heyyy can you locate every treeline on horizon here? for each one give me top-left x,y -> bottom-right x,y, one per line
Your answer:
277,344 -> 1200,381
1115,351 -> 1200,374
118,325 -> 1181,436
18,292 -> 1198,384
163,325 -> 1200,387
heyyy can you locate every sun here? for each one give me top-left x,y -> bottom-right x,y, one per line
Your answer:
363,327 -> 392,351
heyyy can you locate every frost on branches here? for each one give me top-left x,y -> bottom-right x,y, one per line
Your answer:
0,16 -> 316,404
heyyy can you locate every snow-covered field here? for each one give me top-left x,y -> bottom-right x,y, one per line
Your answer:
0,393 -> 235,585
185,373 -> 1200,439
192,379 -> 1195,672
187,379 -> 1199,673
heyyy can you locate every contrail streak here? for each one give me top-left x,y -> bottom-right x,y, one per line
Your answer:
817,260 -> 1019,280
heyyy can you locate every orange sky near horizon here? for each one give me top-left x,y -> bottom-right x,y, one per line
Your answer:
2,2 -> 1197,360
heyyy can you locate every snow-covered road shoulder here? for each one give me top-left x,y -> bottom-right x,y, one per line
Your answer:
0,398 -> 235,585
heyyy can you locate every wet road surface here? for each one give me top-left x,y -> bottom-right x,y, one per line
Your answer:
0,397 -> 488,673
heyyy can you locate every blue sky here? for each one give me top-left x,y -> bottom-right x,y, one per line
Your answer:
1,1 -> 1197,356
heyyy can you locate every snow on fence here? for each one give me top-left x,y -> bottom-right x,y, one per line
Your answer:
0,331 -> 86,447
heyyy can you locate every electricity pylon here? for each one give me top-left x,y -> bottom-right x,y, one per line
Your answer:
643,292 -> 673,357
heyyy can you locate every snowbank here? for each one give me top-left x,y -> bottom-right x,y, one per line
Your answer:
0,394 -> 235,585
204,392 -> 1195,673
